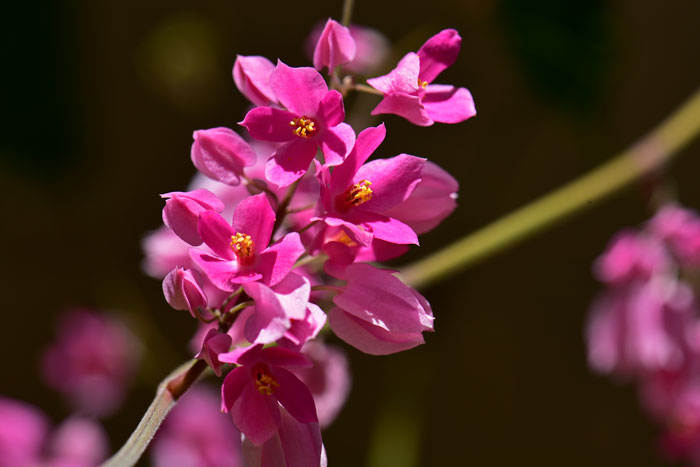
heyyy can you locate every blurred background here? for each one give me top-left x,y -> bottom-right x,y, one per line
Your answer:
2,0 -> 700,465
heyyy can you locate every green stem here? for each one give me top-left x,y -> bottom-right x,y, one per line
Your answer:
341,0 -> 355,26
400,86 -> 700,290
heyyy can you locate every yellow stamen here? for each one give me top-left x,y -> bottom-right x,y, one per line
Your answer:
253,365 -> 280,396
336,179 -> 373,212
289,116 -> 317,139
230,232 -> 255,266
418,79 -> 429,89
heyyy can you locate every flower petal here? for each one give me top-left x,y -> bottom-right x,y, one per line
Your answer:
256,233 -> 306,287
371,92 -> 432,126
354,154 -> 425,212
232,383 -> 281,445
347,211 -> 418,245
313,19 -> 356,72
232,193 -> 275,254
221,366 -> 250,412
367,52 -> 420,95
327,307 -> 425,355
270,61 -> 328,116
240,107 -> 299,143
416,29 -> 461,83
233,55 -> 278,106
318,90 -> 345,127
423,85 -> 476,124
265,140 -> 318,188
319,122 -> 355,167
273,368 -> 318,423
330,123 -> 385,195
188,249 -> 241,292
197,211 -> 236,260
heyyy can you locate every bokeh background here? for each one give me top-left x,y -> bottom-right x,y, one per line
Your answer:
2,0 -> 700,465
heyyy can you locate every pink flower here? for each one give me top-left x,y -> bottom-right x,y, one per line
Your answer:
161,189 -> 225,246
291,341 -> 351,428
312,19 -> 356,72
586,277 -> 696,378
277,304 -> 327,351
306,22 -> 390,75
190,193 -> 305,291
40,310 -> 141,416
241,406 -> 326,467
0,398 -> 108,467
233,55 -> 278,107
191,127 -> 257,186
219,344 -> 318,445
314,123 -> 424,250
195,329 -> 233,376
162,266 -> 208,316
142,226 -> 192,278
240,61 -> 355,187
0,397 -> 49,467
593,231 -> 669,285
649,204 -> 700,267
367,29 -> 476,126
151,386 -> 243,467
327,263 -> 434,355
382,160 -> 459,235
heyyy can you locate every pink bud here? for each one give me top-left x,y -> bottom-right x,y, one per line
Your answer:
163,267 -> 208,316
313,18 -> 356,72
191,127 -> 257,186
233,55 -> 278,107
195,329 -> 232,376
161,189 -> 224,245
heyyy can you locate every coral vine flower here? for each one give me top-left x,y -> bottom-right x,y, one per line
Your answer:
161,189 -> 225,246
367,29 -> 476,126
327,263 -> 434,355
233,55 -> 278,107
189,193 -> 305,291
314,123 -> 424,248
240,61 -> 355,187
191,128 -> 257,186
219,344 -> 318,445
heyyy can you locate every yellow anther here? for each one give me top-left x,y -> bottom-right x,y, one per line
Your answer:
336,179 -> 373,212
290,116 -> 317,139
418,79 -> 429,89
253,365 -> 280,396
230,232 -> 255,266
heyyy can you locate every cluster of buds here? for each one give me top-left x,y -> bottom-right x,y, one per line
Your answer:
587,204 -> 700,465
144,17 -> 475,465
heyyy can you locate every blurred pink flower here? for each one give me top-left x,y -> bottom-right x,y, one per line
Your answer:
649,204 -> 700,267
40,309 -> 141,417
593,230 -> 669,285
0,397 -> 108,467
291,341 -> 351,428
151,385 -> 243,467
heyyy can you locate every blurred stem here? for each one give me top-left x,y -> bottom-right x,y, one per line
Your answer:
341,0 -> 355,26
400,86 -> 700,289
101,359 -> 207,467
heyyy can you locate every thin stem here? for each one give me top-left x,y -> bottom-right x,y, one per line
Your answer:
297,219 -> 320,234
243,175 -> 279,206
400,86 -> 700,290
273,179 -> 301,235
353,83 -> 383,96
341,0 -> 355,26
293,253 -> 327,270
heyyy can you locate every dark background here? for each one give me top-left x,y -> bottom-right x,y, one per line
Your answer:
2,0 -> 700,465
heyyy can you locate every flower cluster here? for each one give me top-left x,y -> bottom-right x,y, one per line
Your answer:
144,19 -> 474,465
586,204 -> 700,465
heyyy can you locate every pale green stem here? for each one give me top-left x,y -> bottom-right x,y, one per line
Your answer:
341,0 -> 354,26
400,86 -> 700,290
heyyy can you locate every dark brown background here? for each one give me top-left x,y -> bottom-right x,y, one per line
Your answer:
2,0 -> 700,465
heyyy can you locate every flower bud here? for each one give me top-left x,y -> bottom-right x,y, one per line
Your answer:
195,329 -> 232,376
233,55 -> 277,106
191,127 -> 256,186
161,188 -> 224,246
163,267 -> 208,316
312,18 -> 356,72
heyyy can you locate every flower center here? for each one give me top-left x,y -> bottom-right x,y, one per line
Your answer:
252,363 -> 279,396
418,79 -> 429,89
289,116 -> 316,138
336,180 -> 373,212
230,232 -> 255,266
